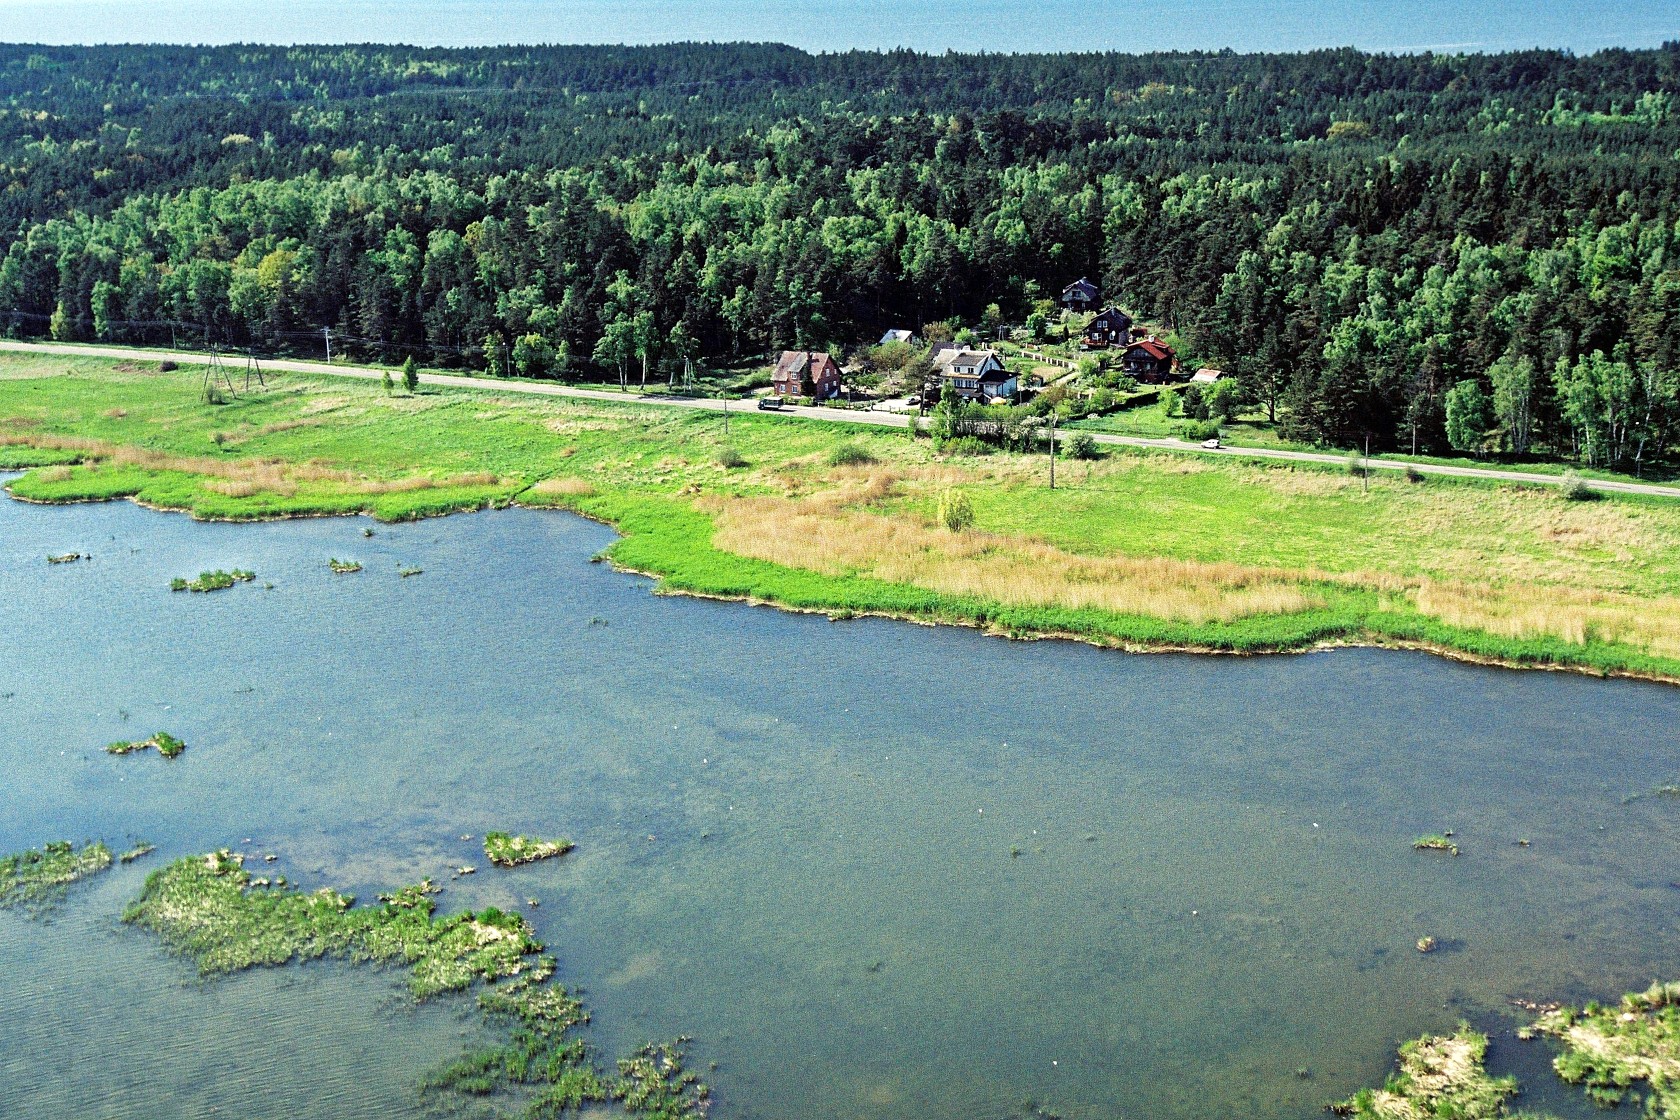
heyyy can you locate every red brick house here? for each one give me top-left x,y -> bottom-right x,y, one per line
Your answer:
772,351 -> 841,400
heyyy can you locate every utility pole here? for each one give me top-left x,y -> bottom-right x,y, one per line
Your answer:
722,391 -> 730,438
1363,433 -> 1370,495
323,328 -> 332,364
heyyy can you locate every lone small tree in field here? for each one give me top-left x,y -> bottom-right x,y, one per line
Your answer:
381,369 -> 393,394
937,487 -> 974,532
401,355 -> 419,394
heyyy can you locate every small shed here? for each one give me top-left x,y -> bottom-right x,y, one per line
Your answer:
879,329 -> 916,346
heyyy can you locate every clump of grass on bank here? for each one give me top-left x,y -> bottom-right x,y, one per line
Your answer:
1331,1025 -> 1516,1119
328,558 -> 363,573
170,569 -> 254,593
1413,834 -> 1461,856
0,840 -> 113,913
106,731 -> 186,759
127,850 -> 707,1117
1534,980 -> 1680,1112
483,832 -> 574,868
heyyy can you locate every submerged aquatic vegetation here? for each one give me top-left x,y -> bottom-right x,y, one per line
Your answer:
0,841 -> 114,913
46,552 -> 83,563
328,558 -> 363,573
106,731 -> 186,759
119,843 -> 155,863
398,565 -> 423,577
1331,1025 -> 1517,1120
483,832 -> 574,868
1535,980 -> 1680,1113
127,851 -> 707,1117
1413,834 -> 1461,856
170,569 -> 255,593
1622,783 -> 1680,805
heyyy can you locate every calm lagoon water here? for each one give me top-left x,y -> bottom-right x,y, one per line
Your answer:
2,490 -> 1678,1119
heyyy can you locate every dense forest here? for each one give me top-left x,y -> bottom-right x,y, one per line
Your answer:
1,41 -> 1678,458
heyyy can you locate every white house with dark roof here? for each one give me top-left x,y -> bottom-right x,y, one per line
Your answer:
931,346 -> 1017,403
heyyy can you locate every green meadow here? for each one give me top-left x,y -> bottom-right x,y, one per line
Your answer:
7,352 -> 1680,681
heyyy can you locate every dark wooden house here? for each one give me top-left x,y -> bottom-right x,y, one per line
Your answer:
772,350 -> 842,400
1083,306 -> 1133,348
1120,338 -> 1176,383
1060,278 -> 1100,312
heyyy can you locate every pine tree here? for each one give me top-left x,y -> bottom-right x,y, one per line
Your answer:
401,356 -> 418,394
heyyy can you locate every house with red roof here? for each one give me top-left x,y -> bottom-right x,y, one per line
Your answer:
1120,337 -> 1177,383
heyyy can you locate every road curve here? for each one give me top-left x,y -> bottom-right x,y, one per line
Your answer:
7,338 -> 1680,500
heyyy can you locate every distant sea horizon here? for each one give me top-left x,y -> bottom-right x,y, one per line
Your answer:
0,0 -> 1671,55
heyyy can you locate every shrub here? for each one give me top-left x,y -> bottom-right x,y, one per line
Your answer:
1561,471 -> 1601,501
1405,465 -> 1425,483
381,370 -> 393,394
401,355 -> 419,393
1067,432 -> 1099,460
158,360 -> 178,373
714,446 -> 748,469
1346,451 -> 1364,476
826,442 -> 876,467
1179,420 -> 1221,441
936,487 -> 974,532
939,436 -> 993,457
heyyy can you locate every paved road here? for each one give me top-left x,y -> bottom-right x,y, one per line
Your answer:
9,338 -> 1680,499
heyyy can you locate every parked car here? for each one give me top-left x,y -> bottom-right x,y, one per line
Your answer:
757,396 -> 785,410
1201,436 -> 1222,449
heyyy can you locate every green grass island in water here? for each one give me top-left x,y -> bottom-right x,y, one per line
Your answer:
122,850 -> 707,1118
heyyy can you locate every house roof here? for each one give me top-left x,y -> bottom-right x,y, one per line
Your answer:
933,347 -> 1003,374
774,351 -> 838,380
1126,339 -> 1174,362
1190,367 -> 1225,383
1087,306 -> 1133,328
879,329 -> 915,345
1062,277 -> 1100,299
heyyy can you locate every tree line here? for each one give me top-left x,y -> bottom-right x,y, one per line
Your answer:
0,41 -> 1676,462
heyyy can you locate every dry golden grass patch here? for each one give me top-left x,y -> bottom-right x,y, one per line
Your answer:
528,477 -> 596,499
709,494 -> 1321,624
4,432 -> 498,498
1412,580 -> 1680,658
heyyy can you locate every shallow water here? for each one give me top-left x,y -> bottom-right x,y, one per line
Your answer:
2,493 -> 1677,1119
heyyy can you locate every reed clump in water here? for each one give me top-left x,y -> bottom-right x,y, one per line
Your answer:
0,840 -> 113,913
46,551 -> 83,563
483,832 -> 574,868
1413,834 -> 1461,856
1331,1025 -> 1515,1119
106,731 -> 186,759
170,569 -> 255,593
328,558 -> 363,573
1534,981 -> 1680,1112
